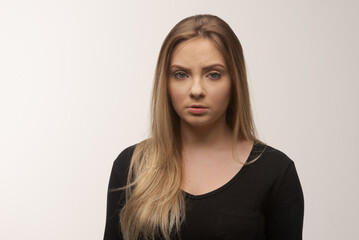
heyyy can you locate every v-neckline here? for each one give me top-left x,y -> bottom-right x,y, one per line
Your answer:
182,141 -> 262,199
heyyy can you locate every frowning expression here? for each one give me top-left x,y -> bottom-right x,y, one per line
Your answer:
168,37 -> 231,128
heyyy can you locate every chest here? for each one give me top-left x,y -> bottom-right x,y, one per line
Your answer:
180,178 -> 268,240
181,148 -> 251,196
182,158 -> 244,196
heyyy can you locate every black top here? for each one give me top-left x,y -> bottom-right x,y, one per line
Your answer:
104,142 -> 304,240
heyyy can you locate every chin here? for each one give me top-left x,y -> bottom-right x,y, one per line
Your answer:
186,121 -> 209,127
182,117 -> 218,128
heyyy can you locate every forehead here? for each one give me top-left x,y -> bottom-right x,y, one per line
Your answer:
170,38 -> 226,67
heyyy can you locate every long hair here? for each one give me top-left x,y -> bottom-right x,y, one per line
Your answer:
119,14 -> 263,240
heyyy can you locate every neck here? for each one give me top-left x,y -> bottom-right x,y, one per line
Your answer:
180,119 -> 233,150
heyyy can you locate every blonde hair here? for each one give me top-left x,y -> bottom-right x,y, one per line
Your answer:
119,14 -> 264,240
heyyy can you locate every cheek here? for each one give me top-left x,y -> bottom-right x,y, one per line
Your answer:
212,84 -> 232,107
168,84 -> 187,107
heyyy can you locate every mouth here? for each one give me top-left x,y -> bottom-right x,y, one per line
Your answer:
187,105 -> 208,114
188,104 -> 207,108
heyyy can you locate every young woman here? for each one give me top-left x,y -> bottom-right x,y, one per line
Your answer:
104,14 -> 304,240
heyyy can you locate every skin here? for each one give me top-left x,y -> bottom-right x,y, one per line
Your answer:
168,38 -> 254,196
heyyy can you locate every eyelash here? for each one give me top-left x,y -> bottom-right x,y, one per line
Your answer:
173,71 -> 222,80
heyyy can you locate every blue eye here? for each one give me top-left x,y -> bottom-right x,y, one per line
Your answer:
209,72 -> 221,79
174,71 -> 187,79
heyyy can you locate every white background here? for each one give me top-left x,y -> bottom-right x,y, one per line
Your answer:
1,0 -> 358,239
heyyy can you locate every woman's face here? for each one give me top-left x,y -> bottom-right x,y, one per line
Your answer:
168,37 -> 231,128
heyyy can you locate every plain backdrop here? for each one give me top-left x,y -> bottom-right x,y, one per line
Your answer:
1,0 -> 358,239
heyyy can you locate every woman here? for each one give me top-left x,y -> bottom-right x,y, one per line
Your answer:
104,14 -> 304,240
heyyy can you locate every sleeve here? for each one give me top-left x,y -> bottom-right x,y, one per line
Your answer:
266,161 -> 304,240
104,146 -> 135,240
103,162 -> 125,240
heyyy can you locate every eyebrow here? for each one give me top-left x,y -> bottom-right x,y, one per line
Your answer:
170,64 -> 226,72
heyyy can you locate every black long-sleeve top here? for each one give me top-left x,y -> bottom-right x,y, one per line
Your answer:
104,142 -> 304,240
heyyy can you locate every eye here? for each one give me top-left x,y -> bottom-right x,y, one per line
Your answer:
208,72 -> 221,80
173,71 -> 188,79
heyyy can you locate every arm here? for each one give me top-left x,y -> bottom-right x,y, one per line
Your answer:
104,145 -> 136,240
266,162 -> 304,239
103,162 -> 125,240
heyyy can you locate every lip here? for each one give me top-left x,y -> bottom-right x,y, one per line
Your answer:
189,104 -> 207,108
187,104 -> 208,114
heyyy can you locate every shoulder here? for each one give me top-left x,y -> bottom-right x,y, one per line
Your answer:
109,144 -> 137,188
248,142 -> 297,180
259,143 -> 293,166
113,144 -> 137,170
113,144 -> 137,171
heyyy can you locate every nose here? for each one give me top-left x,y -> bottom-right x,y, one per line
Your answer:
189,77 -> 205,99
